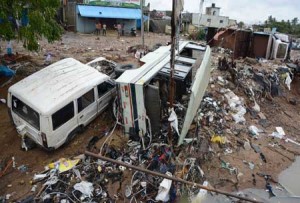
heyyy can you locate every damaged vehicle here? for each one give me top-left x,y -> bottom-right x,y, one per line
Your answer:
116,41 -> 211,146
86,57 -> 118,78
7,58 -> 116,150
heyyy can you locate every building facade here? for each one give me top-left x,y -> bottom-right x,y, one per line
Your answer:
74,0 -> 143,34
192,3 -> 236,29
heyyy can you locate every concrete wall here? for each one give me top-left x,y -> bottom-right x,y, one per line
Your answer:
192,13 -> 229,28
76,12 -> 96,33
228,19 -> 237,27
206,7 -> 220,16
66,2 -> 76,30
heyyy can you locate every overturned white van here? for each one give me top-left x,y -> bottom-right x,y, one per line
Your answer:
7,58 -> 116,150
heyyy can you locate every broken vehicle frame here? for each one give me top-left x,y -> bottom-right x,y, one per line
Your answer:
116,41 -> 211,145
7,58 -> 116,150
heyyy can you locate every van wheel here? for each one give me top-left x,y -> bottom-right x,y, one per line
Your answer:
66,126 -> 82,144
21,137 -> 36,151
78,125 -> 85,134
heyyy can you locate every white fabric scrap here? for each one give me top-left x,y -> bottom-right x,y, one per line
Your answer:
252,101 -> 260,112
271,127 -> 285,139
33,173 -> 48,180
74,181 -> 94,197
168,109 -> 179,135
224,89 -> 246,124
0,99 -> 6,104
155,172 -> 173,202
285,74 -> 292,91
285,138 -> 300,146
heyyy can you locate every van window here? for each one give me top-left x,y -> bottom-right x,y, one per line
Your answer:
98,82 -> 114,98
77,89 -> 95,113
52,102 -> 74,130
12,96 -> 40,130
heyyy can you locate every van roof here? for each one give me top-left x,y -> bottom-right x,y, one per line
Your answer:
9,58 -> 109,115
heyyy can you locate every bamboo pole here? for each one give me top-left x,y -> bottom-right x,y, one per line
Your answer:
85,151 -> 263,203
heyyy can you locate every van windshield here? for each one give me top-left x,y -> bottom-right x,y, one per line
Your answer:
12,96 -> 40,130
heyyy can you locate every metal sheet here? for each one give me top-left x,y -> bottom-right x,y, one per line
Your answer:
145,85 -> 161,134
176,56 -> 196,64
178,46 -> 211,145
77,5 -> 141,19
185,43 -> 206,51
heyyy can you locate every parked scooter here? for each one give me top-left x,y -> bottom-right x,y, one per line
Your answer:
131,28 -> 136,37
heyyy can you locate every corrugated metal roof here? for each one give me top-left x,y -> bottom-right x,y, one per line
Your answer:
77,5 -> 141,19
9,58 -> 109,115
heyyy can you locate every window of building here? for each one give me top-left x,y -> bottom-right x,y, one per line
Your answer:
97,82 -> 115,98
220,20 -> 224,23
213,11 -> 216,16
52,102 -> 74,130
77,89 -> 95,113
207,19 -> 211,22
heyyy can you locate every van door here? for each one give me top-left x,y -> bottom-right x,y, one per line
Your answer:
97,80 -> 116,113
77,88 -> 98,126
51,101 -> 76,148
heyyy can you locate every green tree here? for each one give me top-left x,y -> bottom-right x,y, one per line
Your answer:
291,17 -> 299,26
238,21 -> 245,28
0,0 -> 63,51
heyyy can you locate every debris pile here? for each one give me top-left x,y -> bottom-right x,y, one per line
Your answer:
22,142 -> 208,203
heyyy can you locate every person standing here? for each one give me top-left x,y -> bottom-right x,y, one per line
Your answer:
95,21 -> 101,36
103,23 -> 107,36
117,23 -> 122,39
122,23 -> 125,36
98,22 -> 102,35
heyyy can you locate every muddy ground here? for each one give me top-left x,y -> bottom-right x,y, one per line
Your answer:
1,32 -> 300,201
0,32 -> 170,199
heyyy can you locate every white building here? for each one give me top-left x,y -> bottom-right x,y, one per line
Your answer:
192,3 -> 236,28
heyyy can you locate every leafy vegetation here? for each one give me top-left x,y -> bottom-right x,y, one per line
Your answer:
0,0 -> 63,51
264,15 -> 300,37
189,29 -> 206,41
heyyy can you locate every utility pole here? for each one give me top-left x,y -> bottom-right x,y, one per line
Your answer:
198,0 -> 204,27
141,0 -> 144,49
169,0 -> 176,110
147,3 -> 150,34
168,0 -> 177,144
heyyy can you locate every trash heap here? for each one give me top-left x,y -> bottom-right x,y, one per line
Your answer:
2,45 -> 300,202
22,139 -> 210,203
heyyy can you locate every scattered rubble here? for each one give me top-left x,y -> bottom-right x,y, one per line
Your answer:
1,32 -> 300,202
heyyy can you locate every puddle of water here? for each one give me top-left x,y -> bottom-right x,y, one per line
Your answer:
199,157 -> 300,202
278,156 -> 300,196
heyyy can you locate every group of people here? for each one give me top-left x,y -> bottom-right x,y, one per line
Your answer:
95,21 -> 125,38
95,21 -> 107,36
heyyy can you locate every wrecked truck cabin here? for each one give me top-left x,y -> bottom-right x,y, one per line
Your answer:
210,28 -> 290,60
116,41 -> 211,145
7,58 -> 116,150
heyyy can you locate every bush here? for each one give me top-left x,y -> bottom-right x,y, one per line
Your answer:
189,29 -> 206,41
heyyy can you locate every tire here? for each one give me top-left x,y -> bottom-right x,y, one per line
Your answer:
152,43 -> 162,51
21,137 -> 37,151
66,125 -> 84,144
115,64 -> 137,78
